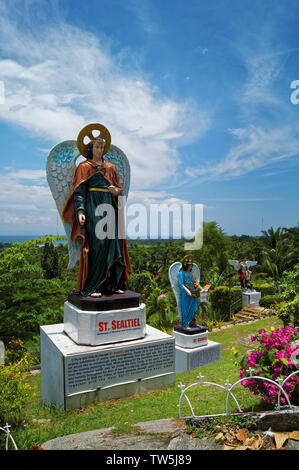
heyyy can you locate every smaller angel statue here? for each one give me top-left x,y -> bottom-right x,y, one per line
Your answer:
169,255 -> 206,330
228,260 -> 257,290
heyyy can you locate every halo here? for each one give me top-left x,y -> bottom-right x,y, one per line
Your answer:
77,123 -> 111,157
181,254 -> 194,266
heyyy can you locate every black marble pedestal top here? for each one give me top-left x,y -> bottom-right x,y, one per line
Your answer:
174,324 -> 207,335
68,290 -> 141,311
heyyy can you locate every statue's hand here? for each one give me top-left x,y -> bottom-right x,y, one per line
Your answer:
108,185 -> 119,196
78,211 -> 86,226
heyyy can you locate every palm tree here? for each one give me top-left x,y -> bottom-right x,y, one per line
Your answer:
260,226 -> 286,250
261,238 -> 298,281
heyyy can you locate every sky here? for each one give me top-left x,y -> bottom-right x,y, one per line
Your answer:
0,0 -> 298,237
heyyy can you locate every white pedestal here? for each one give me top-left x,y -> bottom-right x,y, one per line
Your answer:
64,301 -> 146,346
172,330 -> 208,349
40,324 -> 175,410
175,340 -> 221,374
243,291 -> 261,307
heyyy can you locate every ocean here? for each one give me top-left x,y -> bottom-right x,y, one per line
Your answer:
0,235 -> 66,244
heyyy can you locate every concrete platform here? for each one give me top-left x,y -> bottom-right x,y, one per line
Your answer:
175,340 -> 221,374
40,323 -> 175,410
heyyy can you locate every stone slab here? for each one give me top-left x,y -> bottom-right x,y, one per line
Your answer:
172,330 -> 208,349
175,340 -> 221,374
40,323 -> 175,410
63,301 -> 146,346
243,291 -> 261,307
68,290 -> 141,311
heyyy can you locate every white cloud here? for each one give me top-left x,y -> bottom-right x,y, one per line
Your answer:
185,24 -> 299,183
186,124 -> 299,182
0,3 -> 211,193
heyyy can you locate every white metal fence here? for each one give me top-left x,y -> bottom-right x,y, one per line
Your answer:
0,424 -> 18,450
178,369 -> 299,419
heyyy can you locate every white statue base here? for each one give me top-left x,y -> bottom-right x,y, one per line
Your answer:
40,324 -> 175,410
242,291 -> 261,307
64,301 -> 146,346
172,329 -> 208,349
175,340 -> 221,374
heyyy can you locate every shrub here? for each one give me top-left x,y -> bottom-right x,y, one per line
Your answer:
209,286 -> 242,321
0,354 -> 34,424
279,263 -> 299,301
232,326 -> 299,406
275,296 -> 299,327
127,272 -> 157,302
253,284 -> 276,296
4,339 -> 27,365
259,294 -> 281,308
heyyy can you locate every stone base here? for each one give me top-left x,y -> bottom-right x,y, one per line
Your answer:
172,330 -> 208,349
64,301 -> 146,346
175,340 -> 221,374
40,323 -> 175,410
242,291 -> 261,307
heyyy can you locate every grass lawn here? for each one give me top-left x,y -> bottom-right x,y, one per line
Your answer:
3,316 -> 283,450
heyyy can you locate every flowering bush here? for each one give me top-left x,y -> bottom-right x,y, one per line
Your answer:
0,354 -> 34,423
4,339 -> 27,364
232,326 -> 299,406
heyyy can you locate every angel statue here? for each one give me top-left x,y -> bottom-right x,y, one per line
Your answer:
228,260 -> 257,290
47,122 -> 132,297
169,255 -> 206,331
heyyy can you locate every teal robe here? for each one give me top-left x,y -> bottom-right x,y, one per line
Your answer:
74,170 -> 126,296
179,270 -> 202,328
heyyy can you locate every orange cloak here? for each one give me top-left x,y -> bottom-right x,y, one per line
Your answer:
61,159 -> 132,293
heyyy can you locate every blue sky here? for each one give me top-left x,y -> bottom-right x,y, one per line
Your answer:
0,0 -> 298,237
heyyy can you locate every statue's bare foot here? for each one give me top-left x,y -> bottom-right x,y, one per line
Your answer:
90,292 -> 102,297
115,289 -> 124,294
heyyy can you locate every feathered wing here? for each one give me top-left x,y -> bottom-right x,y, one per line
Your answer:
104,144 -> 130,197
169,262 -> 182,317
46,140 -> 81,269
228,259 -> 240,271
192,263 -> 200,284
47,141 -> 131,270
245,261 -> 258,268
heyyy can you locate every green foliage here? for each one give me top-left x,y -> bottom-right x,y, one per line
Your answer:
0,355 -> 34,424
209,286 -> 242,321
253,284 -> 276,296
127,272 -> 158,302
4,339 -> 27,365
41,242 -> 61,279
279,263 -> 299,301
145,287 -> 179,331
192,222 -> 230,283
0,236 -> 69,343
259,294 -> 281,308
274,295 -> 299,326
258,227 -> 299,281
228,234 -> 263,267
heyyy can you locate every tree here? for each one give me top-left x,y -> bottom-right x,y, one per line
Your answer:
193,221 -> 230,283
41,242 -> 61,279
0,236 -> 70,343
260,226 -> 286,250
